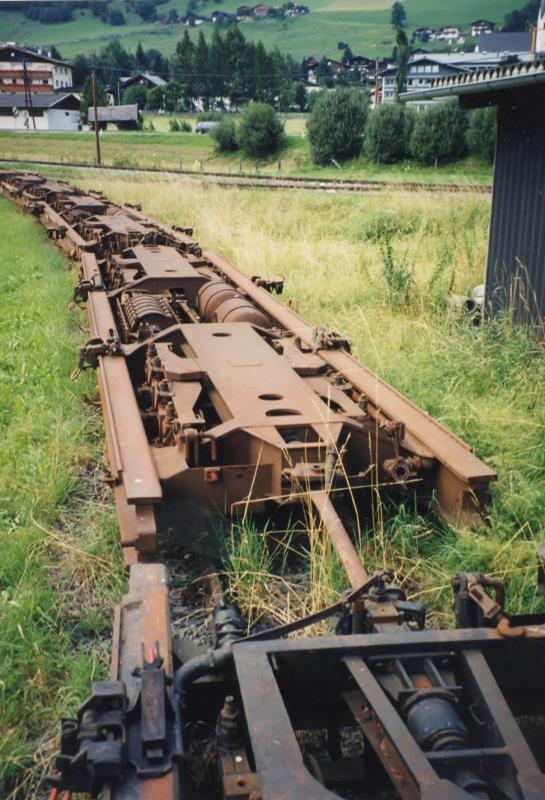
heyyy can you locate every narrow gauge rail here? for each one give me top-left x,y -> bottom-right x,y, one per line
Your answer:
2,170 -> 544,800
0,157 -> 492,195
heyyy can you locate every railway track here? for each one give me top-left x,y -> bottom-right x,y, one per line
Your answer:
0,157 -> 492,195
2,169 -> 544,800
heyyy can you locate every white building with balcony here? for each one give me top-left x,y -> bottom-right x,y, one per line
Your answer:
0,43 -> 73,94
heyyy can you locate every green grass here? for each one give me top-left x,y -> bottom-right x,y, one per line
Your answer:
144,112 -> 309,135
0,0 -> 520,60
0,129 -> 494,185
0,198 -> 123,799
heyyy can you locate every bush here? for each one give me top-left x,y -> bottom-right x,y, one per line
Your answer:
409,101 -> 467,165
364,104 -> 413,164
123,84 -> 149,110
147,83 -> 182,113
307,88 -> 368,165
237,103 -> 286,158
197,110 -> 224,122
170,118 -> 191,132
143,119 -> 156,131
307,91 -> 324,112
108,9 -> 126,25
210,119 -> 239,151
466,108 -> 497,163
136,0 -> 157,21
381,241 -> 415,309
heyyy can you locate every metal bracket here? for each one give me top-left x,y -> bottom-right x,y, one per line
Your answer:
46,225 -> 66,240
251,274 -> 285,294
71,332 -> 122,380
311,325 -> 351,353
73,274 -> 103,304
48,648 -> 181,796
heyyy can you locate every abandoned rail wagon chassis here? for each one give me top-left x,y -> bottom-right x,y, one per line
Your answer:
2,170 -> 545,800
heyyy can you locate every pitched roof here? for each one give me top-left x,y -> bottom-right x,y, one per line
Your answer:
477,31 -> 532,53
0,92 -> 79,109
88,104 -> 138,122
120,72 -> 167,88
0,43 -> 70,67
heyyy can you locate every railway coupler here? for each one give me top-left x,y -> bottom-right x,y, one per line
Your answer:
47,648 -> 181,797
452,572 -> 526,637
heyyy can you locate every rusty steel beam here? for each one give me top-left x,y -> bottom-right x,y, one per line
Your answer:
311,491 -> 369,589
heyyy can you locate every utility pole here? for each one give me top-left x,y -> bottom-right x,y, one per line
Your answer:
22,59 -> 36,130
92,66 -> 102,165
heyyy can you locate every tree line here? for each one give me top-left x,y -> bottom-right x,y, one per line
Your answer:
73,31 -> 306,111
503,0 -> 541,31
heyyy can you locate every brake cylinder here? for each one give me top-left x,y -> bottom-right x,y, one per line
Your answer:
197,279 -> 271,327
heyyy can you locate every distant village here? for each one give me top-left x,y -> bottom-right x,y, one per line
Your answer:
0,14 -> 542,130
181,3 -> 310,26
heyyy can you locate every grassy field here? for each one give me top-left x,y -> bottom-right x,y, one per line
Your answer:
144,112 -> 309,135
0,129 -> 494,185
0,0 -> 519,60
0,197 -> 122,799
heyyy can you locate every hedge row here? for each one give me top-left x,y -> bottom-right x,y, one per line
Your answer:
307,88 -> 497,167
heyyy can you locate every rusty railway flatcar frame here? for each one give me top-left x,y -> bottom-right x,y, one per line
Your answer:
0,169 -> 496,565
2,171 -> 544,800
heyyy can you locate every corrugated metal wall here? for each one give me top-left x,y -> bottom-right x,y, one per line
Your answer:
486,104 -> 545,324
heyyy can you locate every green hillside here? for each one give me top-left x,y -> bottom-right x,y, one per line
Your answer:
0,0 -> 520,61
